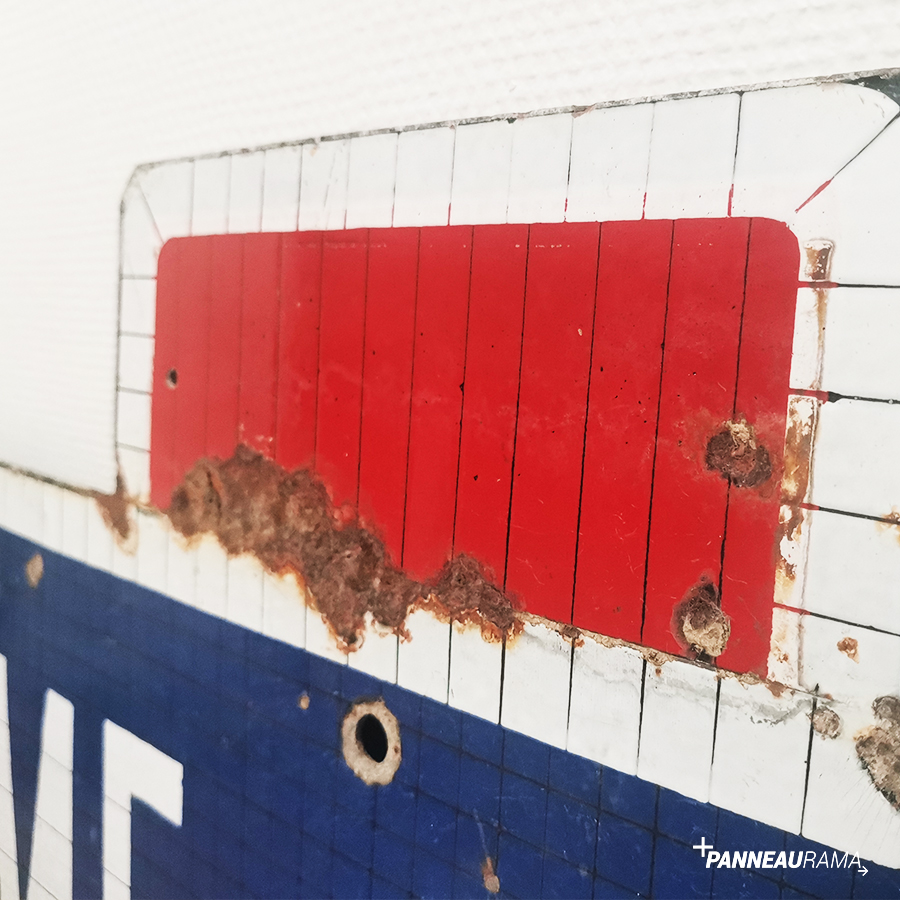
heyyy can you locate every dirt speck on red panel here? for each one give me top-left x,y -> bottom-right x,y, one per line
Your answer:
671,578 -> 731,659
856,695 -> 900,810
705,419 -> 772,489
812,706 -> 842,739
92,473 -> 133,544
837,636 -> 859,663
165,445 -> 522,650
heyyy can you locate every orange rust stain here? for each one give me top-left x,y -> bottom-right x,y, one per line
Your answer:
876,509 -> 900,547
804,240 -> 834,283
25,553 -> 43,589
775,396 -> 819,591
92,473 -> 133,544
837,636 -> 859,663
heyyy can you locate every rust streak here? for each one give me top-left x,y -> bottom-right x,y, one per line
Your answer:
91,473 -> 133,544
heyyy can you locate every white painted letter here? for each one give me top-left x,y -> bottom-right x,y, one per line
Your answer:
103,721 -> 183,900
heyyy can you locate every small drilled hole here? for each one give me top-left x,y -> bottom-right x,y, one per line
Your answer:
356,714 -> 388,763
166,369 -> 178,389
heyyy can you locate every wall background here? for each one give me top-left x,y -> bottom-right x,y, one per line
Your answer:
1,0 -> 899,493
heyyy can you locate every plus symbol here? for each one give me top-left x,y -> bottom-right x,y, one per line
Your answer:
692,837 -> 714,857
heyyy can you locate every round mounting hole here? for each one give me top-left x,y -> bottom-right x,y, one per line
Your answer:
341,700 -> 401,785
166,368 -> 178,389
356,714 -> 388,763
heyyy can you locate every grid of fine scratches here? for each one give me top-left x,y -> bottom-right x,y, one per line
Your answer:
109,82 -> 900,868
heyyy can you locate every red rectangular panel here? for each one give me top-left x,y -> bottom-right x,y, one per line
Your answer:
357,229 -> 419,564
315,230 -> 368,509
402,226 -> 472,580
239,233 -> 281,457
505,222 -> 600,621
718,218 -> 799,675
150,239 -> 184,509
573,219 -> 672,642
642,218 -> 750,656
174,236 -> 213,484
206,234 -> 244,463
275,232 -> 323,471
453,224 -> 529,585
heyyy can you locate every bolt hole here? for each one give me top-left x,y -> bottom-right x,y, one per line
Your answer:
356,713 -> 388,763
166,369 -> 178,389
341,700 -> 401,785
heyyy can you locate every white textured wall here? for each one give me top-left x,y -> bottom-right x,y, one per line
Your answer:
1,0 -> 899,491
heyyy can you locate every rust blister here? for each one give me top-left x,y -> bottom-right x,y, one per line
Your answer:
812,705 -> 842,739
856,696 -> 900,810
671,577 -> 731,659
705,418 -> 772,489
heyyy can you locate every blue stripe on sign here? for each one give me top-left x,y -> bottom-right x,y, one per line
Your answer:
0,526 -> 894,900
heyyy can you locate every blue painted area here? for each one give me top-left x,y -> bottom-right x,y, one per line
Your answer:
0,527 -> 898,899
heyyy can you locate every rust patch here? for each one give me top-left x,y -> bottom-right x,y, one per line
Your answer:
873,696 -> 900,725
25,553 -> 43,589
705,419 -> 772,488
765,680 -> 788,699
423,554 -> 523,642
837,636 -> 859,663
671,578 -> 731,659
643,648 -> 671,669
166,446 -> 521,650
876,509 -> 900,548
856,695 -> 900,810
92,473 -> 133,544
804,239 -> 834,283
482,858 -> 500,894
812,706 -> 842,739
